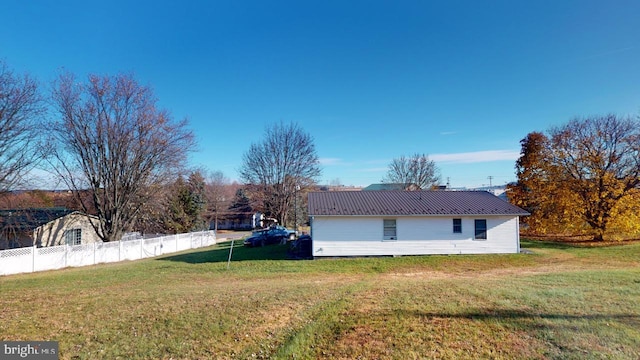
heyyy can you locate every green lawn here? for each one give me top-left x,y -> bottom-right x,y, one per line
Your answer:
1,239 -> 639,359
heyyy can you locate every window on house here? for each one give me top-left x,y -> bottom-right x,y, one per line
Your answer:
453,218 -> 462,233
383,219 -> 397,240
64,228 -> 82,246
474,219 -> 487,240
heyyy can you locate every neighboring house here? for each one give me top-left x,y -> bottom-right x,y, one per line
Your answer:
0,208 -> 73,249
213,212 -> 254,231
318,185 -> 364,192
469,185 -> 508,201
33,212 -> 103,247
307,190 -> 529,257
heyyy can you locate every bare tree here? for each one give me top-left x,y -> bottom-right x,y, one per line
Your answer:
239,122 -> 321,226
383,153 -> 440,190
204,170 -> 232,232
0,61 -> 44,193
47,72 -> 195,242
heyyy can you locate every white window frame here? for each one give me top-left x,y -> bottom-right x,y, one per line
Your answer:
383,219 -> 397,241
64,228 -> 82,246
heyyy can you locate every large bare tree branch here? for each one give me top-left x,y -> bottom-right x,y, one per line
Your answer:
47,72 -> 195,242
0,61 -> 44,193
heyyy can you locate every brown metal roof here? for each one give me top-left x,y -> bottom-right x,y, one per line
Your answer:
308,190 -> 529,216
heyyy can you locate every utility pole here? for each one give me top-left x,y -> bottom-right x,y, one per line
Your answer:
487,176 -> 493,187
294,184 -> 300,233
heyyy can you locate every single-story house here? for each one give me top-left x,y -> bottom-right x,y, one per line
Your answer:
33,212 -> 103,247
0,208 -> 73,249
307,190 -> 529,257
212,212 -> 255,231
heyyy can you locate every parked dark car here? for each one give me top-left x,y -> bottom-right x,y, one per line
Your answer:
271,225 -> 298,240
288,235 -> 312,259
243,227 -> 288,247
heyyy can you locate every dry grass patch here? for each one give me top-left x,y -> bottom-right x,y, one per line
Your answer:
325,278 -> 550,359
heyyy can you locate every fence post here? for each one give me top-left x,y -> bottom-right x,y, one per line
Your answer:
32,245 -> 36,273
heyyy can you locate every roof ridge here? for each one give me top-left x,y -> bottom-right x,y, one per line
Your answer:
308,190 -> 528,216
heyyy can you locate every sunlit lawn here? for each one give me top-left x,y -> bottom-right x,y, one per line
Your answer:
1,239 -> 639,359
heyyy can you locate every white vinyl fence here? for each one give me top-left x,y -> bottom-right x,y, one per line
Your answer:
0,231 -> 216,276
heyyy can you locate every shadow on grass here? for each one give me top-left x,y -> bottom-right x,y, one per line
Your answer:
157,240 -> 290,264
520,239 -> 581,250
405,308 -> 640,330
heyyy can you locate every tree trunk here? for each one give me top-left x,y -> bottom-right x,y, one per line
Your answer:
593,231 -> 604,242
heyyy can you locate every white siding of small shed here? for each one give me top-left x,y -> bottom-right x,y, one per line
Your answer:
311,215 -> 520,257
33,213 -> 103,247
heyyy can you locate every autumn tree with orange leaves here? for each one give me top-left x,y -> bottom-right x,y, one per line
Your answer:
510,115 -> 640,241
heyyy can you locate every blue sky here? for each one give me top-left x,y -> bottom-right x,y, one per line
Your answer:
3,1 -> 640,188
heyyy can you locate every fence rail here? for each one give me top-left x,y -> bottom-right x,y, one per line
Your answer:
0,231 -> 216,276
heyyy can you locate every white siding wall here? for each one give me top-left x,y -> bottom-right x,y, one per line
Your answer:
33,213 -> 103,247
311,215 -> 520,257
